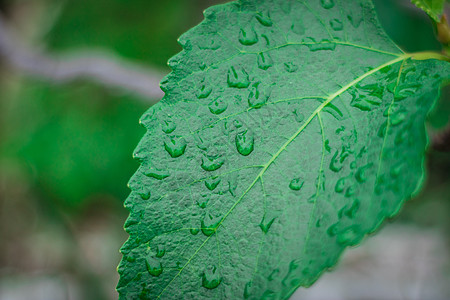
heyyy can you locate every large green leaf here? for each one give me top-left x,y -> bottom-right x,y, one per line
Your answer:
117,0 -> 450,298
411,0 -> 446,22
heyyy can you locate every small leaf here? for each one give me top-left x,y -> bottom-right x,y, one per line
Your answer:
411,0 -> 446,22
118,0 -> 450,299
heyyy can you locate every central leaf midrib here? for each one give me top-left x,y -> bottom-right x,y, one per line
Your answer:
156,54 -> 409,298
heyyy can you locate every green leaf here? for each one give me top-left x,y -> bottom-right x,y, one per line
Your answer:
117,0 -> 450,299
411,0 -> 446,22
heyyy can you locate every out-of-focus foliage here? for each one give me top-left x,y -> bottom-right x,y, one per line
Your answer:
0,0 -> 223,209
411,0 -> 446,21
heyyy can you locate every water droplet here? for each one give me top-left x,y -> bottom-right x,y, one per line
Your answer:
293,109 -> 304,122
197,82 -> 212,99
255,12 -> 272,27
164,136 -> 187,158
334,177 -> 346,193
378,121 -> 387,138
236,130 -> 254,156
345,184 -> 355,197
261,290 -> 276,299
291,21 -> 305,35
284,62 -> 298,73
239,26 -> 258,45
205,177 -> 221,190
390,163 -> 403,178
190,228 -> 200,235
337,226 -> 361,246
393,84 -> 421,100
330,19 -> 343,31
347,13 -> 363,28
198,39 -> 221,50
268,268 -> 279,281
395,128 -> 409,145
336,126 -> 345,134
227,66 -> 250,88
145,167 -> 170,180
344,199 -> 360,219
320,0 -> 335,9
156,245 -> 165,258
259,215 -> 276,234
208,98 -> 228,115
139,191 -> 151,200
390,110 -> 407,126
306,39 -> 336,51
355,164 -> 372,183
248,82 -> 268,108
201,267 -> 222,290
228,175 -> 239,196
349,86 -> 382,111
323,103 -> 344,120
289,178 -> 304,191
201,214 -> 221,236
327,223 -> 338,237
257,52 -> 273,70
244,281 -> 252,299
161,118 -> 176,134
325,140 -> 331,152
329,147 -> 351,172
196,196 -> 209,209
201,155 -> 225,171
145,255 -> 163,277
233,119 -> 243,128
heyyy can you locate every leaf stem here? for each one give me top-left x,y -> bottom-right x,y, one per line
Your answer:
408,51 -> 450,62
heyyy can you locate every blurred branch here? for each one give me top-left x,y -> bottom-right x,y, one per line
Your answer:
0,14 -> 164,103
432,125 -> 450,152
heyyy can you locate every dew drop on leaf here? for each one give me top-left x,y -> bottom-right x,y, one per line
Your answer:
164,136 -> 187,158
293,109 -> 304,123
201,155 -> 225,171
244,281 -> 252,299
284,62 -> 298,73
197,82 -> 213,99
334,177 -> 346,193
161,118 -> 176,134
289,178 -> 304,191
337,226 -> 360,246
201,265 -> 222,289
227,66 -> 250,88
156,245 -> 166,258
330,18 -> 343,31
196,197 -> 209,209
248,82 -> 268,108
355,164 -> 372,183
239,26 -> 258,45
145,167 -> 170,180
208,98 -> 228,115
255,12 -> 272,27
201,214 -> 222,236
190,228 -> 200,235
139,191 -> 151,200
259,215 -> 276,234
257,52 -> 273,70
145,255 -> 163,277
205,177 -> 221,190
320,0 -> 335,9
236,130 -> 255,156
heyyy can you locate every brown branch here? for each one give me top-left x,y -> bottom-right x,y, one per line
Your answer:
432,125 -> 450,151
0,14 -> 165,103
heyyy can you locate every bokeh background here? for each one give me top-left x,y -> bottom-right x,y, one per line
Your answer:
0,0 -> 449,299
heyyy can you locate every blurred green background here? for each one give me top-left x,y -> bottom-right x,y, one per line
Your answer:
0,0 -> 448,299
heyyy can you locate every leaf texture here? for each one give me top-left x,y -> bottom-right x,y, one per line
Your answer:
411,0 -> 446,21
117,0 -> 450,299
